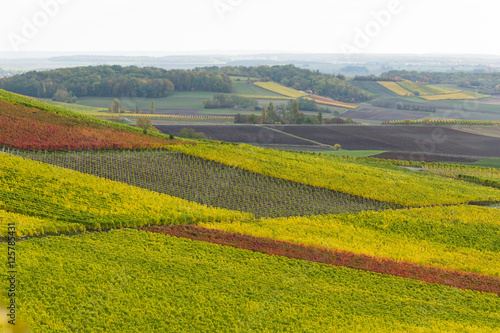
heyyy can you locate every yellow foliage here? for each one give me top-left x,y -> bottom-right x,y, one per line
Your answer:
254,82 -> 308,98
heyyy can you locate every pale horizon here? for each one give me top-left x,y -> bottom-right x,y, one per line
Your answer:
1,0 -> 498,56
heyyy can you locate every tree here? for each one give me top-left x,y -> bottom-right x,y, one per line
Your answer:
149,100 -> 156,114
234,113 -> 246,123
135,105 -> 139,114
136,117 -> 151,129
261,105 -> 269,124
267,102 -> 281,124
246,114 -> 258,124
280,104 -> 287,119
111,99 -> 120,113
318,108 -> 323,124
52,88 -> 76,103
291,100 -> 299,123
179,128 -> 207,140
334,144 -> 341,150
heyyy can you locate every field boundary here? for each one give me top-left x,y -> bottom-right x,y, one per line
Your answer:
143,225 -> 500,295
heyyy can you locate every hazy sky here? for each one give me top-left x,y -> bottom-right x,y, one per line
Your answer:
0,0 -> 497,55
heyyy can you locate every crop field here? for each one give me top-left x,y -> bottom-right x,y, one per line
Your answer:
342,105 -> 432,121
308,95 -> 359,109
3,90 -> 500,331
37,99 -> 107,115
3,229 -> 500,332
397,81 -> 459,96
167,141 -> 500,206
231,79 -> 285,97
234,94 -> 291,100
6,148 -> 399,218
150,224 -> 500,293
75,91 -> 213,110
199,205 -> 500,278
371,151 -> 481,163
0,153 -> 249,235
156,125 -> 315,145
277,125 -> 500,158
350,80 -> 398,97
382,159 -> 500,188
421,91 -> 490,101
0,99 -> 181,150
253,82 -> 308,98
125,114 -> 234,121
385,119 -> 498,125
377,81 -> 414,96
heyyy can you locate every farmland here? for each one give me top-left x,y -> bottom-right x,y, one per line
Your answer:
0,153 -> 249,234
0,99 -> 181,150
167,141 -> 500,206
421,91 -> 490,101
397,81 -> 459,96
199,205 -> 500,277
254,82 -> 308,98
2,90 -> 500,331
377,81 -> 414,96
156,125 -> 315,145
7,148 -> 400,218
276,125 -> 500,158
2,229 -> 500,332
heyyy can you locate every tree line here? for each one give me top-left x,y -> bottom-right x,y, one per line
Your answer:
382,70 -> 500,95
0,65 -> 233,99
202,64 -> 372,103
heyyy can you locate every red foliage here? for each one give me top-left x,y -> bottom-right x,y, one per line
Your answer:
142,225 -> 500,295
0,100 -> 183,150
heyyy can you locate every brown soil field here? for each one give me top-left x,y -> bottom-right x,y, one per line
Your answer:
451,126 -> 500,139
278,125 -> 500,157
156,125 -> 316,145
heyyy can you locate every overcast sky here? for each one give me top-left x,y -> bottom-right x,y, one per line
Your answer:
0,0 -> 497,55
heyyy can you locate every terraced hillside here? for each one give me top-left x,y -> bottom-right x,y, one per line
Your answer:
1,90 -> 500,332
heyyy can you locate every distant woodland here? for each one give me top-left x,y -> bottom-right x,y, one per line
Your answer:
0,65 -> 233,99
1,64 -> 373,102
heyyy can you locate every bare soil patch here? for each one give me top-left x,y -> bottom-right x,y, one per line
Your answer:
278,125 -> 500,157
156,125 -> 316,145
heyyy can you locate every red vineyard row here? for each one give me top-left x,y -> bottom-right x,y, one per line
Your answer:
0,100 -> 182,150
142,225 -> 500,295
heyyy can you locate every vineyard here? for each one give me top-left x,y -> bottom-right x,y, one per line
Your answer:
0,92 -> 181,150
1,229 -> 499,332
5,148 -> 400,218
200,205 -> 500,277
308,95 -> 359,109
0,89 -> 169,138
420,91 -> 490,101
377,81 -> 414,96
0,153 -> 249,234
166,141 -> 500,206
253,82 -> 308,98
396,80 -> 459,96
150,224 -> 500,294
2,89 -> 500,331
377,158 -> 500,189
125,114 -> 234,121
374,81 -> 490,100
384,119 -> 499,125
